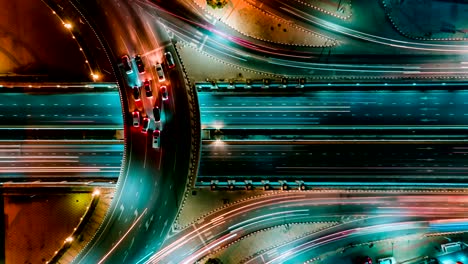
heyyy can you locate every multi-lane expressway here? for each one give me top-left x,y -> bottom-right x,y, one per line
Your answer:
0,85 -> 124,184
198,141 -> 468,183
0,89 -> 122,129
0,140 -> 122,182
31,1 -> 468,264
197,88 -> 468,185
199,88 -> 468,129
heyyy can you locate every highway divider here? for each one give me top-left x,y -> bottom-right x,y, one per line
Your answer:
172,42 -> 203,230
196,80 -> 468,92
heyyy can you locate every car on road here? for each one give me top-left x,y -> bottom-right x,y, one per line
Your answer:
121,55 -> 133,74
134,54 -> 145,74
152,130 -> 161,149
160,86 -> 168,101
144,79 -> 152,98
132,111 -> 140,127
153,106 -> 161,122
377,257 -> 396,264
155,63 -> 165,82
356,256 -> 372,264
441,242 -> 466,253
132,86 -> 141,101
141,117 -> 150,133
165,51 -> 175,68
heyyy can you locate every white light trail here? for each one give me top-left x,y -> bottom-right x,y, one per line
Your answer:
98,208 -> 148,264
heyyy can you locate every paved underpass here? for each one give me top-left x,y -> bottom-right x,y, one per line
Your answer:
197,140 -> 468,185
0,83 -> 124,185
0,129 -> 123,140
0,140 -> 122,183
0,90 -> 123,130
199,89 -> 468,129
0,85 -> 123,129
196,84 -> 468,187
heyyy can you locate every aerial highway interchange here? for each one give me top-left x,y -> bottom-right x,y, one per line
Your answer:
2,0 -> 468,264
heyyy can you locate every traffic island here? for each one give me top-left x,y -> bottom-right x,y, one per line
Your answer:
382,0 -> 468,41
200,222 -> 338,264
191,0 -> 336,47
307,232 -> 468,263
175,188 -> 275,229
176,42 -> 276,85
294,0 -> 353,20
4,192 -> 92,264
45,188 -> 115,264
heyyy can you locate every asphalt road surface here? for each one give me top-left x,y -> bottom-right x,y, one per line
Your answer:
150,0 -> 468,79
66,0 -> 195,263
0,91 -> 123,129
0,140 -> 122,182
199,90 -> 468,129
154,191 -> 468,263
198,141 -> 468,182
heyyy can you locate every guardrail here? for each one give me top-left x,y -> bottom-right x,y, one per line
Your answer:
196,80 -> 468,92
1,182 -> 116,188
172,41 -> 203,229
0,82 -> 117,88
201,128 -> 468,141
0,130 -> 124,140
0,180 -> 116,190
196,180 -> 468,191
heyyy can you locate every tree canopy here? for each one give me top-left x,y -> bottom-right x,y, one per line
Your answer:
207,0 -> 228,9
205,258 -> 223,264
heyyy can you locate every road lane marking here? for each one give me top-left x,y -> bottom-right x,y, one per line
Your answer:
98,208 -> 148,264
144,134 -> 148,168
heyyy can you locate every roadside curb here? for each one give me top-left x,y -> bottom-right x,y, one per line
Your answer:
292,0 -> 352,21
191,0 -> 336,47
178,41 -> 280,81
47,191 -> 102,264
175,188 -> 468,230
381,0 -> 468,41
172,41 -> 203,231
198,221 -> 338,263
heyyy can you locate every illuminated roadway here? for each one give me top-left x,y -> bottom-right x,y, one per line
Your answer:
150,190 -> 468,263
39,1 -> 468,263
198,141 -> 468,183
0,84 -> 123,184
0,90 -> 123,129
138,1 -> 468,79
199,89 -> 468,129
55,0 -> 199,263
196,88 -> 468,184
0,140 -> 122,182
247,219 -> 427,264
